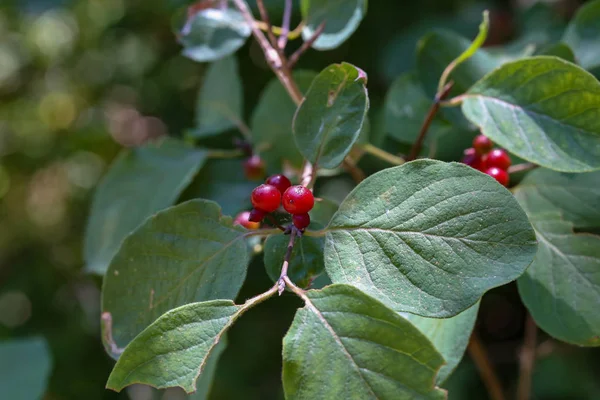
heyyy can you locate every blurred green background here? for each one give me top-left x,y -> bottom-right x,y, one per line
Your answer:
1,0 -> 599,399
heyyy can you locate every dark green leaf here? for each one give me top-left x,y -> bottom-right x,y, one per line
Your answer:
293,63 -> 369,169
563,0 -> 600,71
251,71 -> 316,172
323,160 -> 537,317
193,56 -> 243,138
107,301 -> 239,393
85,138 -> 207,275
102,200 -> 251,351
538,42 -> 576,63
300,0 -> 368,50
461,56 -> 600,172
404,301 -> 480,384
0,337 -> 52,399
282,284 -> 446,399
264,235 -> 325,289
179,8 -> 251,63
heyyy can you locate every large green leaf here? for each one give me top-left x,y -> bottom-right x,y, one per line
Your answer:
264,235 -> 325,289
516,169 -> 600,228
251,71 -> 316,172
107,301 -> 238,393
84,138 -> 207,275
179,8 -> 251,63
102,200 -> 251,350
193,56 -> 242,138
563,0 -> 600,71
300,0 -> 368,50
461,56 -> 600,172
323,160 -> 537,317
0,337 -> 52,399
282,284 -> 446,399
404,301 -> 480,384
293,63 -> 369,169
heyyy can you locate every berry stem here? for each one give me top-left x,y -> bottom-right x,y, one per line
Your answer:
468,331 -> 507,400
408,81 -> 454,161
277,0 -> 293,50
265,214 -> 287,232
508,162 -> 538,174
278,226 -> 299,295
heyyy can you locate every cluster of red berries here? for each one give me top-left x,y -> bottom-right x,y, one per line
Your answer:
235,174 -> 315,231
462,135 -> 512,187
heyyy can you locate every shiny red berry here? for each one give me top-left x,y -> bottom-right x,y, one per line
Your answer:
473,135 -> 493,155
486,167 -> 509,187
244,155 -> 265,181
282,185 -> 314,214
484,149 -> 511,171
248,208 -> 266,223
461,148 -> 485,171
292,213 -> 311,230
234,211 -> 260,230
251,184 -> 281,212
265,174 -> 292,195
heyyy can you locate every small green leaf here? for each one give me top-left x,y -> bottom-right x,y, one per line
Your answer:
107,301 -> 239,393
516,168 -> 600,228
538,42 -> 576,63
300,0 -> 368,50
0,337 -> 52,399
251,71 -> 317,172
404,301 -> 480,384
563,0 -> 600,71
102,200 -> 251,351
264,235 -> 325,289
85,138 -> 207,275
461,56 -> 600,172
282,284 -> 446,399
293,63 -> 369,169
324,160 -> 537,317
513,212 -> 600,346
178,8 -> 251,63
193,56 -> 243,138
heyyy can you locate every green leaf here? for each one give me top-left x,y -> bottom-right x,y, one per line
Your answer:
512,212 -> 600,346
193,56 -> 243,138
264,235 -> 325,289
563,0 -> 600,71
84,138 -> 207,275
323,160 -> 537,317
300,0 -> 368,50
538,42 -> 576,63
179,8 -> 251,63
293,63 -> 369,169
251,71 -> 317,172
102,199 -> 251,351
461,56 -> 600,172
403,301 -> 480,385
516,168 -> 600,228
0,337 -> 52,399
282,284 -> 446,399
107,301 -> 239,393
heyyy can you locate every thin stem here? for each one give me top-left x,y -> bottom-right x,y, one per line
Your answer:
288,22 -> 326,69
207,149 -> 245,159
265,214 -> 287,232
517,314 -> 538,400
278,0 -> 293,49
254,20 -> 304,40
468,332 -> 506,400
101,312 -> 125,358
508,163 -> 538,174
278,227 -> 298,295
239,282 -> 279,313
359,143 -> 405,165
244,228 -> 282,238
343,157 -> 366,184
301,160 -> 318,190
256,0 -> 278,48
408,82 -> 454,161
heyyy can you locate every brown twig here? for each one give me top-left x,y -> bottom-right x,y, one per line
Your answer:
255,0 -> 278,48
468,331 -> 506,400
517,314 -> 538,400
278,227 -> 298,295
278,0 -> 293,50
508,162 -> 538,174
408,82 -> 454,161
288,22 -> 326,69
343,157 -> 366,184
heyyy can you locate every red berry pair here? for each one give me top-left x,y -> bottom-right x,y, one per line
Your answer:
249,174 -> 314,230
462,135 -> 511,187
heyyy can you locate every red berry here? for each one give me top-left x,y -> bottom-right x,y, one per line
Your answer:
292,213 -> 311,230
473,135 -> 493,155
461,148 -> 485,171
282,185 -> 314,215
484,149 -> 511,171
244,155 -> 265,181
251,184 -> 281,212
234,211 -> 260,230
265,174 -> 292,194
485,167 -> 510,187
248,208 -> 266,223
